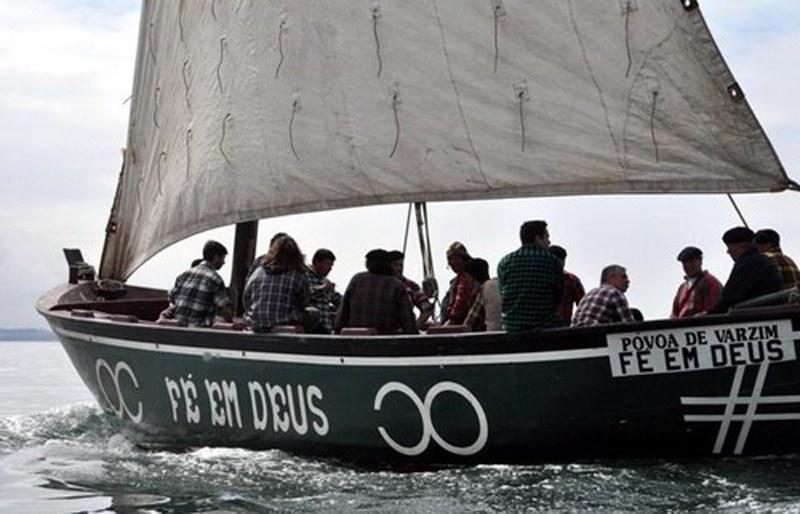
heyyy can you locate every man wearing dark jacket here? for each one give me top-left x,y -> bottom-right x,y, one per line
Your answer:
708,227 -> 782,314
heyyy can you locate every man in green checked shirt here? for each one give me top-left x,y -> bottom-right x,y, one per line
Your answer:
497,220 -> 565,332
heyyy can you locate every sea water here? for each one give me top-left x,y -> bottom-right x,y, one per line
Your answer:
2,342 -> 800,513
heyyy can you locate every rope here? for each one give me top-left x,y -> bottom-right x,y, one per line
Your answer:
493,3 -> 501,73
216,37 -> 227,94
372,7 -> 383,78
219,113 -> 233,165
624,1 -> 633,78
650,90 -> 659,162
275,19 -> 286,79
726,194 -> 749,228
153,87 -> 161,128
289,98 -> 301,161
518,89 -> 526,152
389,91 -> 401,158
178,0 -> 186,43
185,129 -> 192,179
402,203 -> 412,256
182,59 -> 191,110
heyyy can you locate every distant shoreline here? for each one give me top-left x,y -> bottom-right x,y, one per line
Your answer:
0,329 -> 56,342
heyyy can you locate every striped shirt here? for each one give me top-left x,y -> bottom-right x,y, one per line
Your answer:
170,261 -> 231,327
497,245 -> 564,332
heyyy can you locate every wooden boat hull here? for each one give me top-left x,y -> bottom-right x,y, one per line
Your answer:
38,283 -> 800,465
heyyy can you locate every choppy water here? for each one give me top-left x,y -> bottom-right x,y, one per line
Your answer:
3,342 -> 800,513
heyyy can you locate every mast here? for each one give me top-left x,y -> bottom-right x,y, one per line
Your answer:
229,221 -> 259,316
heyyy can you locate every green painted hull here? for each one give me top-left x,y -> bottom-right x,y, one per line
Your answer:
39,284 -> 800,465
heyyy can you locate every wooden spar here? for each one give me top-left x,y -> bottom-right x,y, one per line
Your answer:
229,220 -> 259,315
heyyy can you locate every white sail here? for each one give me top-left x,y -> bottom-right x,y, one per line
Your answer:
100,0 -> 791,280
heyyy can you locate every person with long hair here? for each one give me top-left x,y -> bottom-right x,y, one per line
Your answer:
243,235 -> 310,332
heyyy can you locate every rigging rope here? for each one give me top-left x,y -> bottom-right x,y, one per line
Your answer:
726,194 -> 749,228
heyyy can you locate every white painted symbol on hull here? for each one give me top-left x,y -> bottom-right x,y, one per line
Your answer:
374,381 -> 488,456
95,359 -> 143,423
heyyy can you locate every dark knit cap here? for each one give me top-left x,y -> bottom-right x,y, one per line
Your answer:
722,226 -> 754,244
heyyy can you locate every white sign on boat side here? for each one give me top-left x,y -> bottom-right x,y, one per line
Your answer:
606,320 -> 797,377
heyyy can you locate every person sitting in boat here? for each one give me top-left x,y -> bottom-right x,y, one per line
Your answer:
441,242 -> 477,325
670,246 -> 722,318
387,250 -> 434,329
243,235 -> 311,333
334,249 -> 418,335
498,220 -> 564,332
307,248 -> 342,333
245,231 -> 289,282
460,258 -> 502,331
157,258 -> 203,322
571,265 -> 636,327
549,245 -> 586,324
170,241 -> 236,327
754,229 -> 800,290
707,226 -> 783,314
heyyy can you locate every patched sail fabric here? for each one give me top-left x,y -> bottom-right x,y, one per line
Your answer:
101,0 -> 791,279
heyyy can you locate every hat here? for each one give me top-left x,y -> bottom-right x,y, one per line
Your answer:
677,246 -> 702,261
722,226 -> 754,245
446,241 -> 470,258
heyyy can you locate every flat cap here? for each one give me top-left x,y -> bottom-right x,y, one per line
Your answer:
722,226 -> 754,245
677,246 -> 703,261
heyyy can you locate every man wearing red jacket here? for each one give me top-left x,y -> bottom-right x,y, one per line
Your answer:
671,246 -> 722,318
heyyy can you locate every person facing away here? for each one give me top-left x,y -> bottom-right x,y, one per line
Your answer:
158,258 -> 204,322
307,248 -> 342,334
170,241 -> 234,327
334,249 -> 418,335
571,265 -> 636,327
442,242 -> 478,325
462,258 -> 502,332
243,235 -> 310,332
497,220 -> 564,332
708,226 -> 783,314
549,245 -> 586,324
245,231 -> 289,282
387,250 -> 434,328
671,246 -> 723,318
754,228 -> 800,290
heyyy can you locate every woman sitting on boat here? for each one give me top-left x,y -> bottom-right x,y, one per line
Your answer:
243,235 -> 311,333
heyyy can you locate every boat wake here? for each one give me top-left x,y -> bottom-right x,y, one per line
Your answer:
3,404 -> 800,512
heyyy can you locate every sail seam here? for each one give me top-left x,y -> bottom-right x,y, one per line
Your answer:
431,0 -> 489,188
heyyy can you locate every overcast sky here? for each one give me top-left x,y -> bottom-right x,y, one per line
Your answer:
1,1 -> 798,329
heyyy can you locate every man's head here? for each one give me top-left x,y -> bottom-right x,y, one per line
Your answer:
446,242 -> 471,273
601,265 -> 629,292
520,220 -> 550,249
677,246 -> 703,278
754,229 -> 780,253
722,226 -> 755,261
465,258 -> 490,283
550,245 -> 567,264
365,249 -> 392,275
387,250 -> 405,277
312,248 -> 336,277
202,240 -> 228,270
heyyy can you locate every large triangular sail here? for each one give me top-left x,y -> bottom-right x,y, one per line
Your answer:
100,0 -> 792,280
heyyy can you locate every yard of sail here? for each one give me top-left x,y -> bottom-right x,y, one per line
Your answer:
100,1 -> 789,280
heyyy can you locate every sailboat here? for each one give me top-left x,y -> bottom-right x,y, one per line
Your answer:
37,1 -> 800,465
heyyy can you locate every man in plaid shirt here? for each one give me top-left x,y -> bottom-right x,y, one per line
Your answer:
497,220 -> 564,332
755,229 -> 800,290
171,241 -> 234,327
572,265 -> 636,327
307,248 -> 342,333
335,249 -> 418,335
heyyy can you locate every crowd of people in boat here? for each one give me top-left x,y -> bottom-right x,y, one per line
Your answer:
159,221 -> 799,334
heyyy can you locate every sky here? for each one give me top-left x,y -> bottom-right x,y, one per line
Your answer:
0,1 -> 798,329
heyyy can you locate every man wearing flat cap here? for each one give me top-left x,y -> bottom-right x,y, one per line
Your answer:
671,246 -> 722,318
708,226 -> 782,314
754,228 -> 800,290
